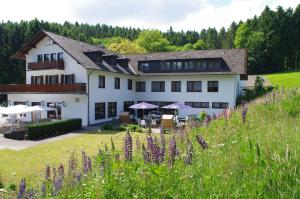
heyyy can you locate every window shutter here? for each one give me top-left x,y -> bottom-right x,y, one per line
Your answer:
40,76 -> 44,84
61,75 -> 65,84
45,75 -> 49,84
31,76 -> 35,84
55,75 -> 59,84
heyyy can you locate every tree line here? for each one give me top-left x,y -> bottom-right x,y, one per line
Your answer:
0,5 -> 299,85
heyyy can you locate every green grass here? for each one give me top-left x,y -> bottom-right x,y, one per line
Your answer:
265,71 -> 300,88
0,130 -> 152,186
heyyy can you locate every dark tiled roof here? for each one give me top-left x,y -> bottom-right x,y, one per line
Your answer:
12,30 -> 135,75
126,49 -> 247,75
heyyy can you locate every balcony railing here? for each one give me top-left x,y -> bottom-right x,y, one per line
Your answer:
28,60 -> 64,70
0,83 -> 86,94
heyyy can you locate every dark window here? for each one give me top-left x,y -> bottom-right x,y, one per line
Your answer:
128,79 -> 132,90
208,81 -> 219,92
14,101 -> 26,105
171,62 -> 177,70
176,62 -> 182,70
34,76 -> 44,84
189,61 -> 195,70
185,102 -> 209,108
140,62 -> 149,71
108,102 -> 117,117
49,75 -> 58,84
37,54 -> 43,62
115,77 -> 120,89
212,102 -> 229,109
187,81 -> 202,92
124,101 -> 134,115
44,54 -> 50,61
57,52 -> 63,60
171,81 -> 181,92
50,53 -> 57,61
65,74 -> 75,83
95,103 -> 105,120
47,102 -> 61,119
136,81 -> 146,92
151,81 -> 165,92
240,74 -> 248,80
98,75 -> 105,88
31,102 -> 41,106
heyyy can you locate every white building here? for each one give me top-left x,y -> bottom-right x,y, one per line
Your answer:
0,31 -> 247,126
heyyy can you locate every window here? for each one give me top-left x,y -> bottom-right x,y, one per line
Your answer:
34,76 -> 44,84
189,61 -> 195,70
128,79 -> 132,90
160,61 -> 170,70
187,81 -> 202,92
98,75 -> 105,88
50,53 -> 57,61
195,61 -> 201,70
65,74 -> 75,83
57,52 -> 63,60
240,74 -> 248,80
171,62 -> 177,70
44,54 -> 50,61
176,62 -> 182,70
208,81 -> 219,92
95,103 -> 105,120
49,75 -> 58,84
136,81 -> 146,92
171,81 -> 181,92
151,81 -> 165,92
185,102 -> 209,108
140,62 -> 149,71
114,77 -> 120,89
108,102 -> 117,117
212,102 -> 229,109
124,101 -> 134,114
37,54 -> 43,62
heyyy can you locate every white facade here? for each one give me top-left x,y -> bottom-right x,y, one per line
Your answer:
7,35 -> 244,126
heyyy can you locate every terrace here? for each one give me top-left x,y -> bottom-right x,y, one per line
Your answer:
28,60 -> 64,70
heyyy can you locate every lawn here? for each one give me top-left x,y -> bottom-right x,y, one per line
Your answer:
0,130 -> 151,186
265,71 -> 300,88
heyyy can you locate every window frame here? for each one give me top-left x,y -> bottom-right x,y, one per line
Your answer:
212,102 -> 229,109
114,77 -> 120,89
207,81 -> 219,92
128,79 -> 133,90
151,81 -> 165,92
98,75 -> 105,88
37,54 -> 43,62
136,81 -> 146,92
171,81 -> 181,92
44,54 -> 50,61
108,102 -> 117,118
50,53 -> 57,61
185,102 -> 209,108
57,52 -> 63,60
95,102 -> 106,120
187,81 -> 202,92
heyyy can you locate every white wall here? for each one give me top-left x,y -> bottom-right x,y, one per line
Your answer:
25,36 -> 88,84
7,94 -> 88,126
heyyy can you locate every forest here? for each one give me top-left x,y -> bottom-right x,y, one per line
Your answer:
0,5 -> 299,85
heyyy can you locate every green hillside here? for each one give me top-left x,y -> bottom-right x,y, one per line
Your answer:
265,72 -> 300,88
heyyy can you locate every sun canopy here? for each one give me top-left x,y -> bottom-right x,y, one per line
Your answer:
0,105 -> 56,115
162,102 -> 192,109
129,102 -> 158,110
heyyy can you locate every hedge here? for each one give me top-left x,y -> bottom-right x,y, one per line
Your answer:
27,118 -> 82,140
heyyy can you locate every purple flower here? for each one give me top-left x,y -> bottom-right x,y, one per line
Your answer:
123,131 -> 133,161
87,157 -> 92,172
142,143 -> 151,163
41,182 -> 46,196
204,115 -> 212,126
17,178 -> 26,199
184,138 -> 193,165
153,138 -> 161,164
45,165 -> 50,180
168,136 -> 177,168
146,134 -> 155,158
212,113 -> 217,120
242,102 -> 248,124
52,167 -> 63,196
68,152 -> 77,175
26,188 -> 35,199
159,127 -> 166,163
82,150 -> 88,174
75,172 -> 82,183
58,163 -> 64,180
136,136 -> 141,151
196,135 -> 208,149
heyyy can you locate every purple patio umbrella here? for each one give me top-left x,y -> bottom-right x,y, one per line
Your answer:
129,102 -> 159,118
162,102 -> 192,110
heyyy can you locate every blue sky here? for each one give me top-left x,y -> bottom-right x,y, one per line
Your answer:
0,0 -> 299,31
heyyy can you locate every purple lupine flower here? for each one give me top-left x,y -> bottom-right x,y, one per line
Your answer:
212,113 -> 217,120
184,138 -> 193,165
196,135 -> 208,149
123,131 -> 133,161
159,127 -> 166,163
152,137 -> 161,164
52,167 -> 63,196
41,182 -> 46,196
75,172 -> 82,183
58,163 -> 64,180
26,188 -> 35,199
168,136 -> 177,168
204,115 -> 212,126
242,102 -> 248,124
87,157 -> 92,172
17,178 -> 26,199
136,136 -> 141,151
82,150 -> 88,174
45,165 -> 50,180
111,137 -> 115,151
68,152 -> 77,176
142,143 -> 151,163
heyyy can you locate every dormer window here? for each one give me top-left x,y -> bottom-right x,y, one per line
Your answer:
37,54 -> 43,62
58,52 -> 63,60
44,54 -> 50,61
141,62 -> 149,71
51,53 -> 57,61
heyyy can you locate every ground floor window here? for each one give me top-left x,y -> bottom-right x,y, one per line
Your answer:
95,102 -> 105,120
212,102 -> 229,109
14,101 -> 26,105
185,102 -> 209,108
47,102 -> 61,119
108,102 -> 117,118
124,101 -> 134,115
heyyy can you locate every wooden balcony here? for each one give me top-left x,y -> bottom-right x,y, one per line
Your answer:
28,60 -> 64,70
0,83 -> 86,94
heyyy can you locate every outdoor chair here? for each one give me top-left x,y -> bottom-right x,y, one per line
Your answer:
141,120 -> 146,128
151,119 -> 157,127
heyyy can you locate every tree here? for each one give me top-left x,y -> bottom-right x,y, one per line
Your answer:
135,30 -> 171,52
108,39 -> 146,54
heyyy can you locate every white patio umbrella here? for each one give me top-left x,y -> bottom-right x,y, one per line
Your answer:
162,102 -> 192,110
129,102 -> 159,119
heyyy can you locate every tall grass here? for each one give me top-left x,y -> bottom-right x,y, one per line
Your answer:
12,89 -> 300,198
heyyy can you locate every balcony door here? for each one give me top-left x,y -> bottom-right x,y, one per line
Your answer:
47,102 -> 61,119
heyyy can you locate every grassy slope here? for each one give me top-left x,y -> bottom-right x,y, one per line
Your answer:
265,72 -> 300,88
56,90 -> 300,198
0,130 -> 152,185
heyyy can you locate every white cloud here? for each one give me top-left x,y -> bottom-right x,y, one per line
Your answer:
0,0 -> 299,31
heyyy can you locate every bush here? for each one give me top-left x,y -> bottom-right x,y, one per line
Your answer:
27,118 -> 82,140
118,125 -> 127,131
101,124 -> 113,130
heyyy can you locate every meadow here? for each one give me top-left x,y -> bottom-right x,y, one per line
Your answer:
265,71 -> 300,88
3,88 -> 299,198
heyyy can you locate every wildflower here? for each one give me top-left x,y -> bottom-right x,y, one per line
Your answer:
159,127 -> 166,163
124,131 -> 133,161
196,135 -> 208,149
184,138 -> 193,165
105,143 -> 109,152
68,151 -> 77,175
82,150 -> 88,174
115,153 -> 120,161
75,172 -> 82,183
45,165 -> 50,180
168,136 -> 177,168
26,188 -> 35,199
111,137 -> 115,151
153,137 -> 161,164
58,163 -> 64,180
146,134 -> 155,159
204,115 -> 212,126
142,143 -> 151,163
41,182 -> 46,196
52,167 -> 63,196
242,102 -> 248,124
212,113 -> 217,120
136,136 -> 141,151
87,157 -> 92,172
17,178 -> 26,199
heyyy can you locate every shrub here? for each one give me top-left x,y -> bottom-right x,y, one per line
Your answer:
118,125 -> 127,131
101,124 -> 113,130
27,118 -> 82,140
127,124 -> 139,132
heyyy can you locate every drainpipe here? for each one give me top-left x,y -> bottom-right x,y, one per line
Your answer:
87,69 -> 97,126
